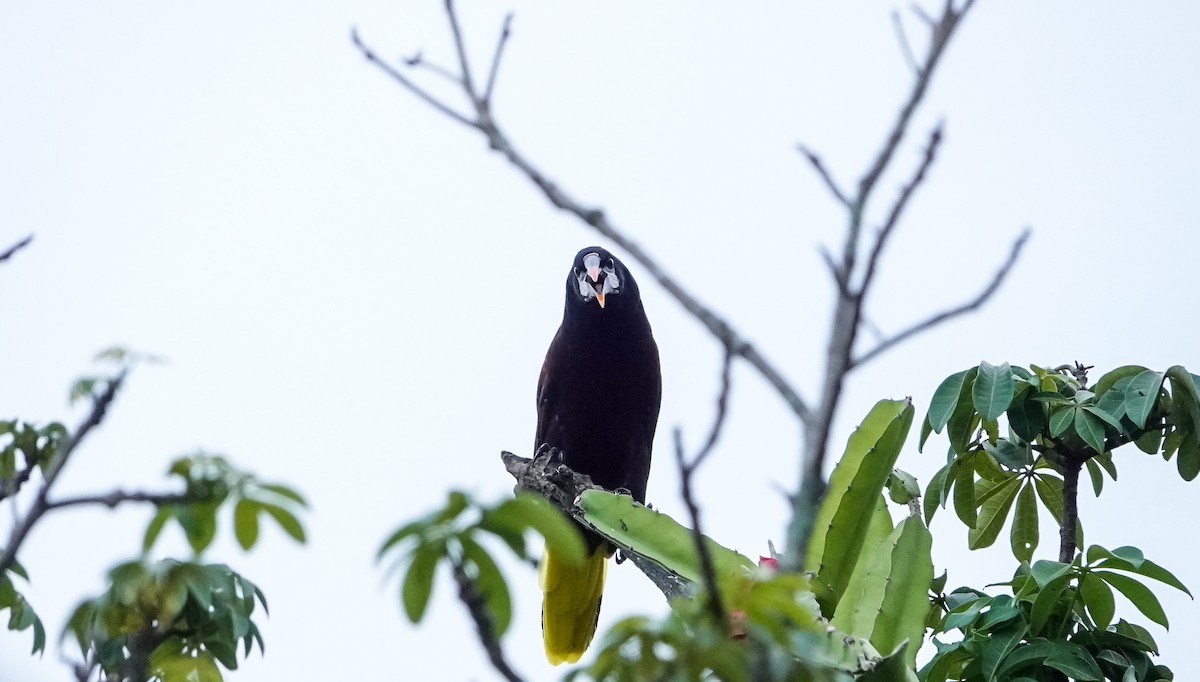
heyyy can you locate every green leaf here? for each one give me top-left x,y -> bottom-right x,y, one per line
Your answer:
980,621 -> 1028,682
953,452 -> 977,529
1010,481 -> 1039,563
259,502 -> 306,544
401,541 -> 442,623
578,489 -> 753,587
968,476 -> 1020,550
1080,572 -> 1115,629
1094,366 -> 1150,397
974,362 -> 1015,421
1074,408 -> 1107,454
928,369 -> 975,433
143,507 -> 172,553
946,394 -> 982,458
1085,459 -> 1104,497
233,499 -> 260,550
924,463 -> 950,525
256,483 -> 308,507
459,535 -> 513,636
983,438 -> 1032,469
511,493 -> 586,567
1031,560 -> 1073,588
176,503 -> 219,555
805,398 -> 913,614
378,519 -> 428,560
1033,474 -> 1065,525
477,500 -> 531,559
1125,370 -> 1165,429
1007,393 -> 1046,443
1045,641 -> 1104,681
830,515 -> 932,670
1049,406 -> 1076,438
1096,571 -> 1169,628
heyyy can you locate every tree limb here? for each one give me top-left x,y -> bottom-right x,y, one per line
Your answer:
851,228 -> 1030,368
0,235 -> 33,264
1,370 -> 126,575
673,349 -> 735,629
501,450 -> 699,601
44,490 -> 195,512
452,559 -> 527,682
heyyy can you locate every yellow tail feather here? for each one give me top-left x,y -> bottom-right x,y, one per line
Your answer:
540,545 -> 608,665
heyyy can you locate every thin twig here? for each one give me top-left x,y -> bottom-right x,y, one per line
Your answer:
674,430 -> 727,630
857,122 -> 944,296
797,145 -> 851,208
402,50 -> 462,85
0,235 -> 33,264
692,349 -> 735,471
818,246 -> 850,298
45,490 -> 195,511
0,370 -> 126,574
891,10 -> 921,75
483,13 -> 514,106
452,559 -> 527,682
444,0 -> 478,100
350,28 -> 479,130
673,350 -> 735,629
852,228 -> 1030,368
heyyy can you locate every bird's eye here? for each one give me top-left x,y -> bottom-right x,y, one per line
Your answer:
607,258 -> 615,268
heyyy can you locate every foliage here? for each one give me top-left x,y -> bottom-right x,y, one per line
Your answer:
143,454 -> 309,556
63,453 -> 307,682
65,560 -> 268,682
920,362 -> 1196,681
2,355 -> 308,682
379,490 -> 586,636
0,419 -> 66,654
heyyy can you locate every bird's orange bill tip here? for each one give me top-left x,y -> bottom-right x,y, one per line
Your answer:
595,291 -> 606,308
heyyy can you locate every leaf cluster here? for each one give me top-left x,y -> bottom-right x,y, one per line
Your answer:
922,363 -> 1200,563
922,545 -> 1187,681
65,559 -> 268,682
378,490 -> 586,638
143,453 -> 308,556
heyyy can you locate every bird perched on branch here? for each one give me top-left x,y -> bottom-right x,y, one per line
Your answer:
536,246 -> 661,664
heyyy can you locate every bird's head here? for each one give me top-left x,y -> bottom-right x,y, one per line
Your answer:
566,247 -> 634,311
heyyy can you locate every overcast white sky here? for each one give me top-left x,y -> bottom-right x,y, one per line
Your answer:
3,2 -> 1199,680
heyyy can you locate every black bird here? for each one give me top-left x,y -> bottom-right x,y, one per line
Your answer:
536,246 -> 661,664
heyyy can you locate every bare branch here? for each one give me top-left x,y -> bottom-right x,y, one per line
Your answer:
691,349 -> 734,472
402,50 -> 462,86
796,144 -> 851,208
444,0 -> 478,100
1,370 -> 126,574
857,122 -> 944,295
818,246 -> 850,298
482,13 -> 514,106
0,235 -> 33,264
851,228 -> 1031,368
673,429 -> 726,630
452,559 -> 526,682
351,28 -> 479,130
891,10 -> 921,75
44,490 -> 195,512
856,1 -> 966,215
671,349 -> 735,629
